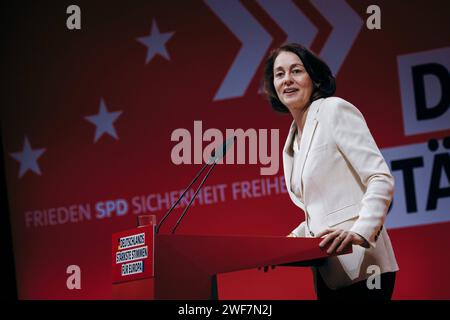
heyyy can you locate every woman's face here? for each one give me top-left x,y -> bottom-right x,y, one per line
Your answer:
273,51 -> 314,112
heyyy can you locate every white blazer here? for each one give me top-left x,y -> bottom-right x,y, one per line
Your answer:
283,97 -> 399,290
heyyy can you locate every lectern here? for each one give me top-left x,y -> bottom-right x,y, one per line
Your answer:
112,227 -> 351,299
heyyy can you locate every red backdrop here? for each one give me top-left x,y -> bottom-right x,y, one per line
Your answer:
2,0 -> 450,299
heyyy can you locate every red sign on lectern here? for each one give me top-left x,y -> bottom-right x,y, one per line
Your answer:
111,226 -> 155,283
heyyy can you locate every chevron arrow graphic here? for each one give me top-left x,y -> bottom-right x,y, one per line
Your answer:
257,0 -> 318,47
311,0 -> 363,75
204,0 -> 272,101
205,0 -> 364,101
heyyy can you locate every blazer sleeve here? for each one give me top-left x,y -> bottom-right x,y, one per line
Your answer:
325,98 -> 394,248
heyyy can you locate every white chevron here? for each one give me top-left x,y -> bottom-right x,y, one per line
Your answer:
310,0 -> 363,75
257,0 -> 318,47
204,0 -> 272,101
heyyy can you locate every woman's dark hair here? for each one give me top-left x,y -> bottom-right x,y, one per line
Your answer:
263,43 -> 336,113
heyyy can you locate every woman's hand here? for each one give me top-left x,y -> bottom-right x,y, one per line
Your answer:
316,228 -> 369,254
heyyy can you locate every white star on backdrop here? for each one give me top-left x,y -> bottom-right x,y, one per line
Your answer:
85,99 -> 123,143
10,136 -> 46,178
137,19 -> 175,64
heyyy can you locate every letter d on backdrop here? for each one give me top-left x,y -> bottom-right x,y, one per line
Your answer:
397,47 -> 450,136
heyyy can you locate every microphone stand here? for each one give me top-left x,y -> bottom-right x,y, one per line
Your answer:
171,160 -> 218,234
155,161 -> 210,234
156,135 -> 234,234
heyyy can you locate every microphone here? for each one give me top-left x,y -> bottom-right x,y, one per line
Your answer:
156,136 -> 236,234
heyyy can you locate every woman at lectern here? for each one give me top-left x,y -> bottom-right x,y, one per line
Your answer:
262,43 -> 399,300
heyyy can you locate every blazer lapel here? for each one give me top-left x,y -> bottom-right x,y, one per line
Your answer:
295,98 -> 323,198
296,118 -> 318,198
282,98 -> 323,207
282,121 -> 306,209
282,120 -> 297,191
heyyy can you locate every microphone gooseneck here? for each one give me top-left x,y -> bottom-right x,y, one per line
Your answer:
156,135 -> 235,234
171,160 -> 218,234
